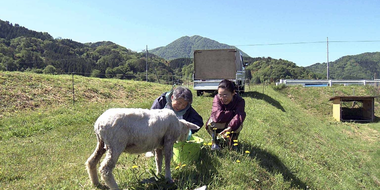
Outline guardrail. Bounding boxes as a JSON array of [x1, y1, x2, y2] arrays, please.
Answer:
[[276, 79, 380, 87]]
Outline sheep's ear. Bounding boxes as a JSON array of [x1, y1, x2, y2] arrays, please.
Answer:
[[179, 119, 200, 130]]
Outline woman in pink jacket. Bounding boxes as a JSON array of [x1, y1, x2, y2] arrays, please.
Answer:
[[206, 79, 246, 150]]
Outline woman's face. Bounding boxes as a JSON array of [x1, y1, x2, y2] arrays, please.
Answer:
[[217, 88, 234, 105], [171, 97, 189, 112]]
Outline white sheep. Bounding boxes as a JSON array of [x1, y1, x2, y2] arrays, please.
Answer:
[[85, 108, 200, 190]]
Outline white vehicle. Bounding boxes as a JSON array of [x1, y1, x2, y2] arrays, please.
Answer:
[[193, 49, 246, 96]]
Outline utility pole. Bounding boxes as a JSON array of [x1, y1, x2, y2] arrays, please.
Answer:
[[146, 45, 148, 82], [327, 37, 329, 80]]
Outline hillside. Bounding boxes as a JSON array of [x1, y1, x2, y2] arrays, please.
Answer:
[[149, 35, 250, 60], [0, 19, 177, 83], [1, 72, 379, 189], [306, 52, 380, 79]]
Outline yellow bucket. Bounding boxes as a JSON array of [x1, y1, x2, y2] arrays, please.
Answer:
[[173, 136, 203, 165]]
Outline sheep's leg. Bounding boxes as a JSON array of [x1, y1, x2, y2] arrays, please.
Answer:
[[155, 148, 163, 174], [99, 147, 123, 190], [163, 143, 174, 182], [85, 136, 106, 186]]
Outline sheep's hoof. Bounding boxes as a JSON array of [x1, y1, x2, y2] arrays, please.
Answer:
[[95, 183, 108, 190], [141, 177, 156, 184]]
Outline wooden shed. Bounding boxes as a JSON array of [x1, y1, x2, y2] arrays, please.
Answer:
[[329, 96, 375, 122]]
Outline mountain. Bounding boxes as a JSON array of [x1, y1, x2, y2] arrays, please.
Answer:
[[149, 35, 250, 60], [306, 52, 380, 79]]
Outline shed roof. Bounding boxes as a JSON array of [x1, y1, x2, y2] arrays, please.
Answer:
[[329, 96, 376, 101]]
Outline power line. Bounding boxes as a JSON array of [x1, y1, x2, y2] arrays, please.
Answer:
[[234, 40, 380, 47]]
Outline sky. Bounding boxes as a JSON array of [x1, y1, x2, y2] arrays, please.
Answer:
[[1, 0, 379, 67]]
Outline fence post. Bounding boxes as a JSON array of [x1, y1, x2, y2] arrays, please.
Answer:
[[72, 72, 75, 105], [262, 81, 265, 94]]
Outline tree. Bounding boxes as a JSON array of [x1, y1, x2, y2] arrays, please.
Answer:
[[1, 56, 16, 71], [105, 67, 115, 78], [0, 62, 5, 71]]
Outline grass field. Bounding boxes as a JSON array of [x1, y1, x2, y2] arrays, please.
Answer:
[[0, 72, 379, 189]]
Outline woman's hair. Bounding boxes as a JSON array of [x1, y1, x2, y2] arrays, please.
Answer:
[[172, 87, 193, 104], [218, 79, 235, 93]]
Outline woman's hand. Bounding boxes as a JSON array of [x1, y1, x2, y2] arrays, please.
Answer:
[[219, 127, 232, 138]]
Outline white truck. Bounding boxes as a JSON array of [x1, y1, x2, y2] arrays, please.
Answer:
[[193, 49, 246, 96]]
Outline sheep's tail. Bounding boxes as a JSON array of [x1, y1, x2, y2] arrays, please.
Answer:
[[85, 134, 106, 187]]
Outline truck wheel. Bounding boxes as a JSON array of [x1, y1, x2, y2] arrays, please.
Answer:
[[238, 87, 244, 95]]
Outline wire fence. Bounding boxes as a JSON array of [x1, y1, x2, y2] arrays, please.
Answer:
[[66, 72, 193, 105], [46, 71, 192, 84]]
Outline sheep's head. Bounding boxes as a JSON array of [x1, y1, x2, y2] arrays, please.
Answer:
[[178, 119, 200, 142]]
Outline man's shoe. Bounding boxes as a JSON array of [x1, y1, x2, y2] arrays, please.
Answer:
[[211, 143, 221, 151]]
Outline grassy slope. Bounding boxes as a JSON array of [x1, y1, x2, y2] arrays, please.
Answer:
[[0, 72, 379, 189]]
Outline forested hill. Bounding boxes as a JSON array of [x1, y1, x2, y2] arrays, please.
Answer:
[[149, 35, 249, 60], [245, 57, 323, 83], [306, 52, 380, 79], [0, 19, 178, 82]]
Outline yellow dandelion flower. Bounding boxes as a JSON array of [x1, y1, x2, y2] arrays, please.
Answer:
[[213, 128, 217, 131], [208, 142, 212, 146], [175, 166, 180, 170], [233, 140, 238, 142], [245, 150, 250, 154], [181, 164, 186, 167], [233, 143, 238, 146], [132, 165, 138, 169], [226, 135, 230, 138], [236, 160, 241, 163], [203, 143, 207, 146], [226, 132, 230, 135]]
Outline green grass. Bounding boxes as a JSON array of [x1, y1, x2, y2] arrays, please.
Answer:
[[0, 72, 379, 189]]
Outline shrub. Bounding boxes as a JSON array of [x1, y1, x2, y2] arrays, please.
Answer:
[[272, 84, 286, 90], [90, 69, 101, 77], [43, 65, 56, 74]]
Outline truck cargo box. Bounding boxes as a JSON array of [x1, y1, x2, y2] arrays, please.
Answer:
[[193, 49, 245, 96], [194, 49, 243, 80]]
